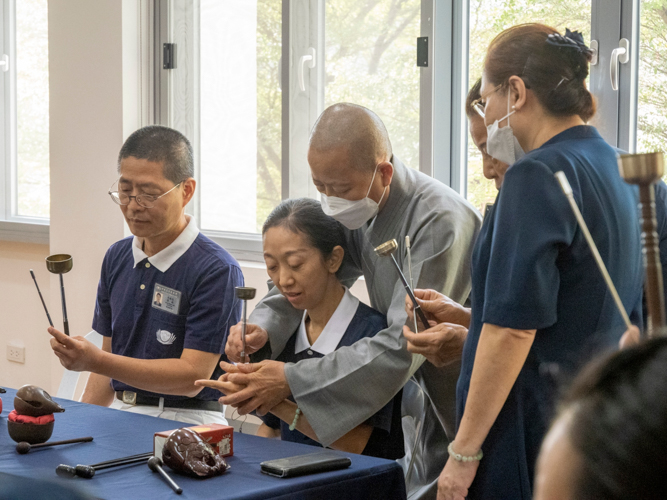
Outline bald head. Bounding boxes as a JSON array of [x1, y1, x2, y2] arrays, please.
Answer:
[[309, 103, 392, 171]]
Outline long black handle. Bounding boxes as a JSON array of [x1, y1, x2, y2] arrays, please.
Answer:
[[30, 269, 53, 327], [56, 453, 153, 478], [94, 455, 152, 471], [59, 273, 70, 336], [73, 456, 150, 478], [33, 436, 93, 449], [92, 452, 153, 468], [390, 255, 430, 330], [18, 436, 93, 453], [151, 459, 183, 494]]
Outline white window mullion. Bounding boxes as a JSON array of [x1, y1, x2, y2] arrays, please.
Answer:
[[1, 0, 12, 222], [287, 0, 323, 201]]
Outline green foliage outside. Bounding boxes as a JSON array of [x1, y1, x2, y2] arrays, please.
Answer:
[[256, 0, 283, 232], [637, 0, 667, 155], [14, 1, 666, 224], [466, 0, 591, 211], [323, 0, 421, 170], [466, 0, 667, 212], [254, 0, 420, 232]]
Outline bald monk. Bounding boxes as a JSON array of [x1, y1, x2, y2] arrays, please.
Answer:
[[202, 103, 482, 498]]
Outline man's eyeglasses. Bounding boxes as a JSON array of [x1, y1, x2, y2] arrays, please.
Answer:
[[108, 179, 182, 209], [470, 83, 503, 119]]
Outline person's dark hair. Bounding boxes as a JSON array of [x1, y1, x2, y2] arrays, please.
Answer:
[[484, 24, 596, 122], [465, 78, 482, 118], [561, 335, 667, 499], [263, 198, 346, 262], [118, 125, 194, 184]]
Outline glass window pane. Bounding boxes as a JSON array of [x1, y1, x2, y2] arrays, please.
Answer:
[[637, 1, 667, 159], [324, 0, 421, 170], [199, 0, 281, 233], [16, 0, 49, 218], [466, 1, 591, 212]]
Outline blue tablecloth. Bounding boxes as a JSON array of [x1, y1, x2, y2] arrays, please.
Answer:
[[0, 388, 406, 499]]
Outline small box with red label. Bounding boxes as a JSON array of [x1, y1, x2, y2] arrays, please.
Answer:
[[154, 424, 233, 458]]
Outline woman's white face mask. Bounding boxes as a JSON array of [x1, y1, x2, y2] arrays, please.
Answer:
[[486, 90, 525, 165], [320, 164, 388, 230]]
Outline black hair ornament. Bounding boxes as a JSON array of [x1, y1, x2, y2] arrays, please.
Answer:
[[546, 28, 595, 59]]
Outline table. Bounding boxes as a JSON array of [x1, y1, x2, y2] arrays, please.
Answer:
[[0, 388, 406, 499]]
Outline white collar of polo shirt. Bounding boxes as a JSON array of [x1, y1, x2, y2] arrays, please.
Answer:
[[131, 214, 200, 273], [295, 287, 360, 355]]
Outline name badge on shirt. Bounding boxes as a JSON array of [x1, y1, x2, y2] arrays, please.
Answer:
[[152, 283, 181, 315]]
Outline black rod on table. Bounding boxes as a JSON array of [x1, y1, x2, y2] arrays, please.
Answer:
[[56, 453, 154, 479], [148, 456, 183, 494], [91, 452, 154, 468], [16, 436, 93, 454]]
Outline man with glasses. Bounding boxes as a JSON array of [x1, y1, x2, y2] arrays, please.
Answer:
[[48, 125, 243, 425]]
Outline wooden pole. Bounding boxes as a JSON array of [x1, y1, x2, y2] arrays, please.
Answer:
[[618, 152, 666, 335]]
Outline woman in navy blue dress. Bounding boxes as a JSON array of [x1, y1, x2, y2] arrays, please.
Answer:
[[253, 198, 403, 459], [434, 25, 644, 499]]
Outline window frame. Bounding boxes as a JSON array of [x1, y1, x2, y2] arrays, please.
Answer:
[[589, 0, 640, 152], [157, 0, 445, 262], [0, 0, 49, 244], [156, 0, 647, 262]]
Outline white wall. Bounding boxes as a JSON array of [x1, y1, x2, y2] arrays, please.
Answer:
[[0, 241, 52, 391], [46, 0, 127, 392]]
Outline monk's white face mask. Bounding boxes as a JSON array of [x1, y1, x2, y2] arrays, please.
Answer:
[[486, 91, 525, 166], [320, 164, 387, 230]]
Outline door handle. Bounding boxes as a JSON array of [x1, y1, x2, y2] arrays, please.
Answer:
[[0, 54, 8, 72], [298, 48, 316, 92], [589, 40, 598, 66], [610, 38, 629, 91]]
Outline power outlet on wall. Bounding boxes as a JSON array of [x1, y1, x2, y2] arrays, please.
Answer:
[[7, 344, 25, 364]]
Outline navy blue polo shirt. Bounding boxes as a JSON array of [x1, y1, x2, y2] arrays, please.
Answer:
[[92, 221, 243, 402], [260, 296, 403, 459], [457, 126, 643, 499]]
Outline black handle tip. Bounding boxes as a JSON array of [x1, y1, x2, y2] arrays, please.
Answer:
[[16, 442, 31, 454], [56, 464, 76, 478], [75, 465, 96, 479]]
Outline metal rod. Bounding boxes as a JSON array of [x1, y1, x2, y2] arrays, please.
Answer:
[[235, 287, 256, 363], [555, 172, 632, 329], [92, 456, 150, 471], [30, 269, 53, 327], [148, 456, 183, 494], [91, 452, 154, 468], [390, 255, 430, 330], [16, 436, 93, 454], [241, 300, 248, 362], [57, 454, 153, 479], [405, 236, 419, 334], [59, 274, 70, 336]]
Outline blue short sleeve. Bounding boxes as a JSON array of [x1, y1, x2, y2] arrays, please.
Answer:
[[481, 159, 575, 330], [183, 265, 244, 354]]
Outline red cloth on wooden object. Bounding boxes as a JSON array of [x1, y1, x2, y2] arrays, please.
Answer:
[[8, 410, 54, 424]]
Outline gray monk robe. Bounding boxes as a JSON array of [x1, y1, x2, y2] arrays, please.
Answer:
[[250, 157, 482, 498]]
